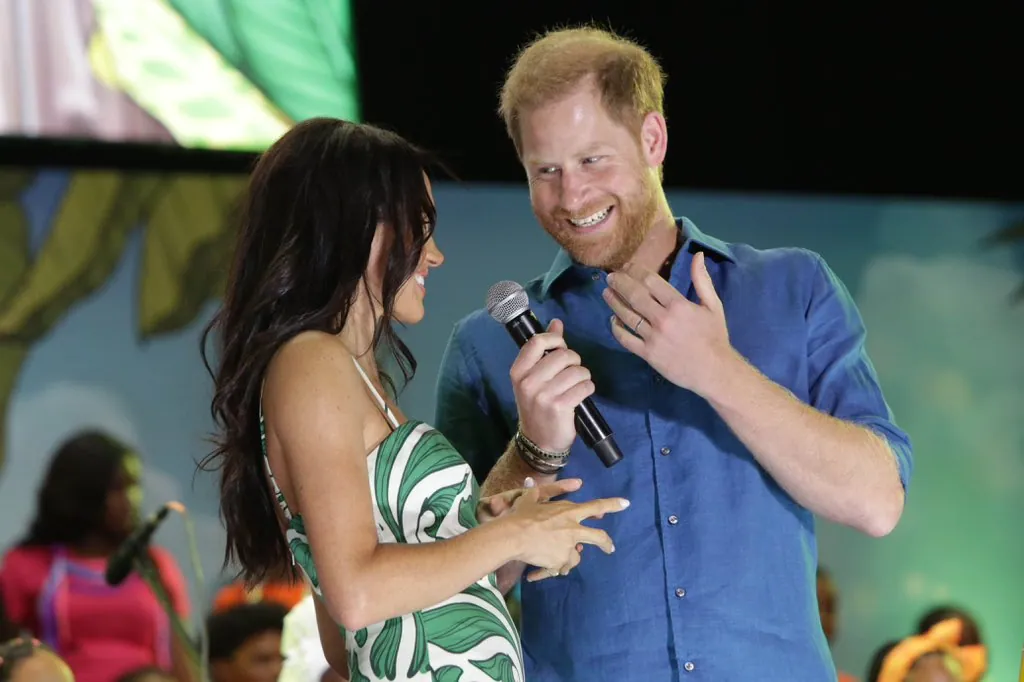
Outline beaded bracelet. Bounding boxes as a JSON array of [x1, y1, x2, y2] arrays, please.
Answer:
[[514, 427, 570, 475]]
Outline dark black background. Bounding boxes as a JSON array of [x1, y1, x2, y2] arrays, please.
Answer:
[[5, 3, 1021, 201], [354, 3, 1023, 200]]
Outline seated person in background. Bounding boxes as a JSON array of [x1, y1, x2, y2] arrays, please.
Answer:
[[278, 595, 347, 682], [0, 431, 191, 682], [208, 602, 287, 682], [917, 606, 983, 647], [114, 666, 176, 682], [0, 637, 74, 682], [866, 618, 986, 682], [817, 566, 858, 682]]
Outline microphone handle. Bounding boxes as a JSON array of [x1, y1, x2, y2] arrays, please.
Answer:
[[505, 312, 623, 468]]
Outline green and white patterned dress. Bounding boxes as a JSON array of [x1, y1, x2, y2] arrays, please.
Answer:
[[260, 358, 524, 682]]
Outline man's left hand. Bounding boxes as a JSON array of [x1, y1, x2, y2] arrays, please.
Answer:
[[603, 252, 733, 395]]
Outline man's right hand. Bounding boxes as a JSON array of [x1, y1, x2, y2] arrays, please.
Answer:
[[509, 319, 595, 453]]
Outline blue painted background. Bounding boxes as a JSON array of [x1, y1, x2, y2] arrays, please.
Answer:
[[2, 173, 1021, 679]]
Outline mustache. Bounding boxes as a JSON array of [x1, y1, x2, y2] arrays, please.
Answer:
[[555, 203, 614, 221]]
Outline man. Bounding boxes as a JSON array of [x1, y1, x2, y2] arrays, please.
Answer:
[[435, 26, 913, 681], [207, 602, 287, 682]]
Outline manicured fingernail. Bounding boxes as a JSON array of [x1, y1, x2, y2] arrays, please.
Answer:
[[620, 499, 630, 508], [524, 477, 535, 488]]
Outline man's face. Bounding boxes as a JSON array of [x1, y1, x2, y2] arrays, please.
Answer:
[[212, 630, 284, 682], [518, 81, 664, 271]]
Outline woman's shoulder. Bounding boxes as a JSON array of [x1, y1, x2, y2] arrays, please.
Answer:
[[2, 544, 55, 567], [266, 332, 362, 390], [264, 332, 375, 420], [0, 545, 54, 584]]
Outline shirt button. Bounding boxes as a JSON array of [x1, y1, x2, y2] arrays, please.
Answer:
[[660, 447, 671, 456], [667, 515, 678, 525], [675, 587, 686, 598], [684, 661, 695, 672], [592, 271, 601, 280], [654, 375, 664, 383]]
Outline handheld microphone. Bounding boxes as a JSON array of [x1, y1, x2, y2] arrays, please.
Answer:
[[486, 280, 623, 468], [105, 502, 179, 586]]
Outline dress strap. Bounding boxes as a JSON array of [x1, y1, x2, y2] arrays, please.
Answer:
[[351, 357, 400, 429]]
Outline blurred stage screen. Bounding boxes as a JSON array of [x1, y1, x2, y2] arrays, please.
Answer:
[[0, 0, 361, 151]]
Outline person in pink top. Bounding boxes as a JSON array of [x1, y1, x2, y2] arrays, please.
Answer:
[[0, 431, 192, 682]]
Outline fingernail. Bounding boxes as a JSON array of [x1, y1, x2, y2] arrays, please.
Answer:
[[524, 477, 535, 488], [620, 499, 630, 508], [610, 545, 616, 553]]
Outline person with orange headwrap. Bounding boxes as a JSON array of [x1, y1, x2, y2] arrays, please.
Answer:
[[872, 618, 987, 682], [211, 580, 307, 614]]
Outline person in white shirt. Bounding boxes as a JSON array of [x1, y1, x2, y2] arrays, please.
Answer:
[[278, 596, 347, 682]]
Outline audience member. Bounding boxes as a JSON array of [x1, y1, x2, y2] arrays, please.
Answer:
[[867, 618, 986, 682], [0, 431, 191, 682], [208, 602, 287, 682], [917, 606, 983, 647], [0, 637, 74, 682], [278, 595, 347, 682], [818, 567, 858, 681]]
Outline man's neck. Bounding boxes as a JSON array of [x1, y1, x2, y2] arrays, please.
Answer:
[[629, 206, 680, 275]]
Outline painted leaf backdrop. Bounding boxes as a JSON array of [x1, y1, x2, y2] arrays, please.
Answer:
[[0, 172, 163, 342], [0, 170, 35, 472], [985, 220, 1024, 301], [91, 0, 289, 150], [138, 175, 244, 337], [169, 0, 361, 123]]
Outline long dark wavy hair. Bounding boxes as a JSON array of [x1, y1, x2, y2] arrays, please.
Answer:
[[200, 118, 438, 584], [20, 431, 132, 547]]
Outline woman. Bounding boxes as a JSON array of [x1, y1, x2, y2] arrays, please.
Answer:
[[201, 118, 627, 682], [0, 432, 191, 682]]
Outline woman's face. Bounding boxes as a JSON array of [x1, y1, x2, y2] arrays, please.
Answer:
[[366, 175, 445, 326], [104, 454, 142, 540]]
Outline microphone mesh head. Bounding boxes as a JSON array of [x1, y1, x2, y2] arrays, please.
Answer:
[[486, 280, 529, 324]]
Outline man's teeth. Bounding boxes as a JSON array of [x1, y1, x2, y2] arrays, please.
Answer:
[[414, 274, 425, 287], [570, 207, 611, 227]]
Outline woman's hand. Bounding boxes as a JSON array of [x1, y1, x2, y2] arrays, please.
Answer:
[[476, 477, 583, 524]]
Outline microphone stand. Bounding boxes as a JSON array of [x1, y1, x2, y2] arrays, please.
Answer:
[[134, 551, 208, 682]]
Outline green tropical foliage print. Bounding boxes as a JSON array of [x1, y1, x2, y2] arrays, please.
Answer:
[[260, 410, 523, 681]]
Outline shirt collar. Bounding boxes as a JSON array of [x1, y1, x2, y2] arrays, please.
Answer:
[[540, 216, 734, 297]]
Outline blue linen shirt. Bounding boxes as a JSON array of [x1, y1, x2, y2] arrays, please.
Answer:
[[434, 218, 913, 682]]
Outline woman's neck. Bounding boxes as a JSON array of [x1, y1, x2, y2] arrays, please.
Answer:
[[338, 293, 381, 372], [70, 534, 119, 558]]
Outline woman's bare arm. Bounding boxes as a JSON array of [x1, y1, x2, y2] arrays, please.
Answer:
[[264, 335, 623, 631]]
